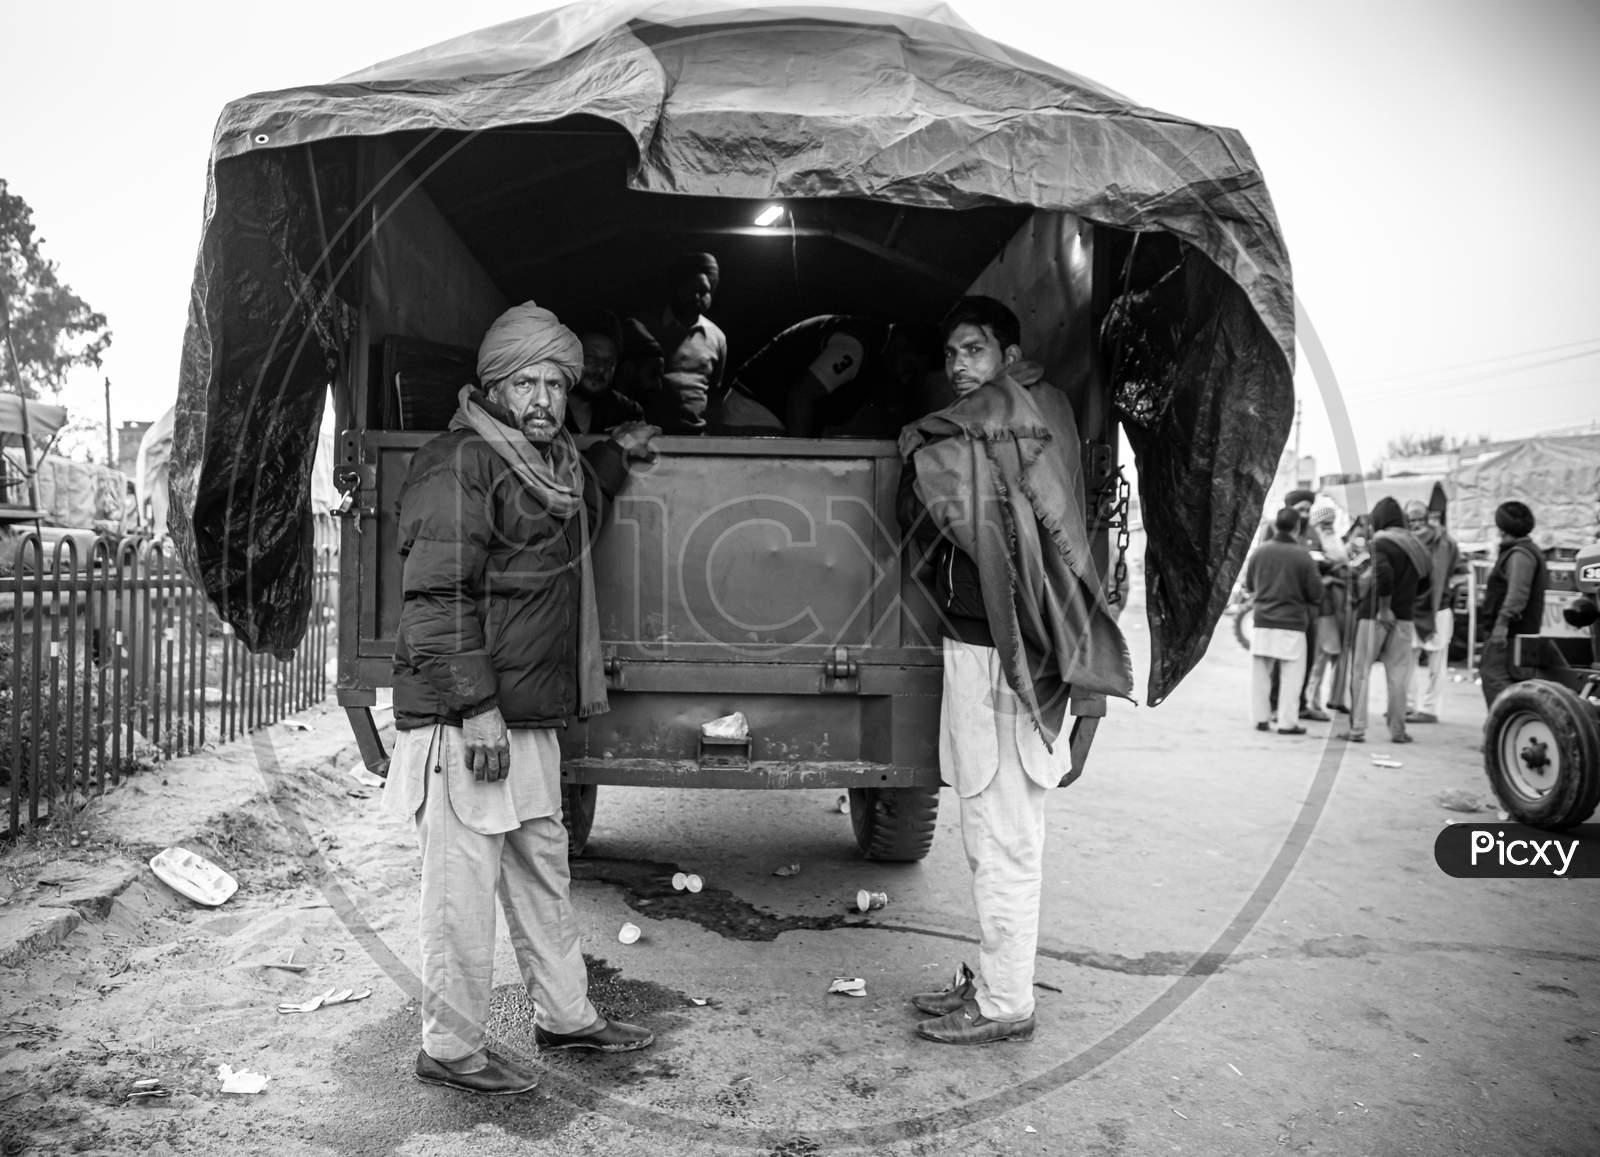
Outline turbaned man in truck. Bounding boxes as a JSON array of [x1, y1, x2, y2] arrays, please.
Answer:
[[384, 302, 659, 1095], [897, 296, 1134, 1045]]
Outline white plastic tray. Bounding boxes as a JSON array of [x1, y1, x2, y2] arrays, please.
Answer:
[[149, 846, 238, 907]]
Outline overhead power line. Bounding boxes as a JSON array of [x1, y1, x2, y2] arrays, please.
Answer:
[[1340, 335, 1600, 392]]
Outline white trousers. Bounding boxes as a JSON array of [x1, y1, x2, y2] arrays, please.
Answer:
[[942, 639, 1057, 1022], [411, 736, 597, 1061], [1408, 608, 1452, 716]]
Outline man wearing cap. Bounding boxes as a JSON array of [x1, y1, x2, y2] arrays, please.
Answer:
[[1337, 496, 1431, 744], [1479, 500, 1548, 709], [565, 308, 645, 436], [385, 302, 660, 1095], [1404, 499, 1464, 723], [636, 252, 727, 435]]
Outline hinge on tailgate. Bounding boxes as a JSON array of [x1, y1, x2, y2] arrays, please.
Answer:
[[821, 645, 860, 693], [603, 653, 625, 689]]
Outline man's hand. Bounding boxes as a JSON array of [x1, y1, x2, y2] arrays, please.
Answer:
[[611, 420, 661, 462], [462, 706, 510, 782], [1376, 606, 1397, 629]]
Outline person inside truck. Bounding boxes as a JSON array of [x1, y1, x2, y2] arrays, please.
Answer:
[[633, 251, 726, 435], [897, 295, 1132, 1046], [718, 315, 941, 437], [613, 317, 665, 408], [383, 301, 660, 1096], [565, 308, 645, 436]]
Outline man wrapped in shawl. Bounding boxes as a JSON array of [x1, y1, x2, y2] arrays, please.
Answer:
[[384, 302, 659, 1094], [896, 296, 1133, 1048]]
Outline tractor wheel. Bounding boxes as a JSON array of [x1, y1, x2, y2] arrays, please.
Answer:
[[849, 786, 940, 861], [1484, 681, 1600, 829], [561, 783, 598, 856]]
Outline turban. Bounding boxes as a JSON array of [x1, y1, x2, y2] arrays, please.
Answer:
[[1285, 488, 1316, 507], [1495, 500, 1535, 538], [476, 302, 583, 388], [1404, 499, 1429, 520], [1308, 499, 1339, 527], [669, 251, 720, 293]]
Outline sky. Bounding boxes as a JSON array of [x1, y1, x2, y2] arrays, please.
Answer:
[[3, 0, 1598, 476]]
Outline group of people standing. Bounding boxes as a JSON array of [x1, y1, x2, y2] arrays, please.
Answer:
[[1243, 489, 1549, 742]]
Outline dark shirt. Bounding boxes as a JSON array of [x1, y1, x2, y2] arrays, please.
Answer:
[[1243, 537, 1323, 632], [564, 388, 643, 435], [1361, 535, 1422, 621]]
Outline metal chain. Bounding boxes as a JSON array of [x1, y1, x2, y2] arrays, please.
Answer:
[[1106, 466, 1132, 607]]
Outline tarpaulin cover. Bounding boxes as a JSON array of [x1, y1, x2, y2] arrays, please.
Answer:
[[1448, 435, 1600, 551], [170, 0, 1294, 701]]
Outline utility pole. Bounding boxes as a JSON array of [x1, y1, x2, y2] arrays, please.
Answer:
[[1293, 399, 1304, 486], [105, 376, 114, 466]]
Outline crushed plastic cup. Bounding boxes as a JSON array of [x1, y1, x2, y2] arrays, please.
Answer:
[[671, 872, 688, 891], [828, 977, 867, 997], [217, 1064, 268, 1094], [685, 874, 703, 893], [618, 922, 642, 945], [836, 795, 849, 814], [855, 889, 888, 912], [773, 863, 801, 877]]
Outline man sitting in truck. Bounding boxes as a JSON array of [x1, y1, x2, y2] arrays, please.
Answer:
[[897, 295, 1132, 1046], [720, 315, 940, 437], [634, 251, 727, 435], [565, 308, 645, 436], [384, 301, 660, 1095]]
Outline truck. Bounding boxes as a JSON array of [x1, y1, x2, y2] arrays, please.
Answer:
[[165, 0, 1296, 860]]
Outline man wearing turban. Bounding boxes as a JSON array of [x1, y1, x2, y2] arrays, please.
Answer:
[[1479, 500, 1548, 709], [384, 302, 660, 1095], [633, 251, 727, 434]]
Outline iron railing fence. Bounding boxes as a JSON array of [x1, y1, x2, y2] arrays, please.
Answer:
[[2, 518, 338, 838]]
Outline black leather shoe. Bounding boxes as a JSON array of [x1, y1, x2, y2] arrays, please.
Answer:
[[911, 963, 975, 1016], [535, 1016, 654, 1053], [414, 1049, 539, 1095], [916, 1000, 1035, 1045]]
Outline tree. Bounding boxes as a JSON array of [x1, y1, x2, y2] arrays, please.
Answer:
[[1383, 430, 1487, 460], [0, 178, 112, 400]]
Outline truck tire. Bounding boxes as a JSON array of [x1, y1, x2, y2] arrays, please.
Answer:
[[1485, 681, 1600, 829], [848, 786, 939, 861], [561, 783, 598, 857]]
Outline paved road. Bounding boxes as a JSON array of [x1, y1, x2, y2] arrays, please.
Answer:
[[2, 621, 1596, 1156]]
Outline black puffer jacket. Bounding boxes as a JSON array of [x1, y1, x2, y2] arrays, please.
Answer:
[[392, 429, 629, 731]]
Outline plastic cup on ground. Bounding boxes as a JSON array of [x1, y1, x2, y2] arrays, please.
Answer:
[[618, 923, 642, 945], [856, 889, 888, 912], [685, 874, 703, 893], [671, 872, 688, 891]]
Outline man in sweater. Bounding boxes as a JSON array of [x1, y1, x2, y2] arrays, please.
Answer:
[[1404, 500, 1464, 723], [1478, 500, 1549, 709], [1243, 506, 1324, 734], [1337, 496, 1431, 744]]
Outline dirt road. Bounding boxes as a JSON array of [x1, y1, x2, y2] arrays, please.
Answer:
[[2, 623, 1596, 1156]]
